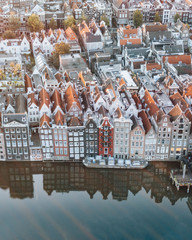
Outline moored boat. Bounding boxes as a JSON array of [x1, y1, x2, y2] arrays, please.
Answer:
[[83, 156, 148, 169]]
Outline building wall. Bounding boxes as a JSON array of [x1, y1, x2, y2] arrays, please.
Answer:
[[68, 127, 85, 160], [130, 126, 145, 159], [170, 115, 190, 159], [39, 124, 54, 160], [53, 126, 69, 160], [85, 119, 98, 157], [156, 115, 172, 160], [113, 118, 132, 159], [99, 118, 113, 157]]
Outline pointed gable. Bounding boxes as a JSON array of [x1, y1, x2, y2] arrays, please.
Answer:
[[168, 104, 182, 122], [54, 111, 64, 125], [65, 27, 78, 41], [28, 93, 38, 107], [68, 116, 82, 126], [40, 114, 51, 127]]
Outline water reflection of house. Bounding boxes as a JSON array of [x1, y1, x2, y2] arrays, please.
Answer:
[[7, 162, 33, 199], [0, 161, 190, 205]]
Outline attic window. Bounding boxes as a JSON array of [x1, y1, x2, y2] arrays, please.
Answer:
[[22, 117, 26, 122], [4, 117, 8, 122]]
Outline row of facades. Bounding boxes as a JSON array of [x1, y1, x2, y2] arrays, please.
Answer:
[[0, 71, 192, 162]]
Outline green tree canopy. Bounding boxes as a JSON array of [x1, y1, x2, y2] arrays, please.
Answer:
[[52, 42, 70, 68], [63, 16, 76, 29], [27, 14, 44, 32], [2, 30, 16, 39], [49, 18, 57, 30], [154, 12, 161, 23], [174, 13, 181, 23], [8, 15, 21, 31], [133, 10, 143, 28], [100, 14, 109, 26]]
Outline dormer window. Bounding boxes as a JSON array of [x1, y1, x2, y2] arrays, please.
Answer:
[[22, 117, 26, 122]]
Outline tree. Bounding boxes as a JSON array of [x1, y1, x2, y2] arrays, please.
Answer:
[[78, 14, 88, 24], [63, 16, 76, 29], [8, 15, 21, 31], [174, 13, 180, 23], [154, 12, 161, 23], [52, 42, 70, 68], [100, 14, 110, 27], [27, 14, 44, 32], [2, 30, 16, 39], [133, 10, 143, 28], [49, 18, 57, 30]]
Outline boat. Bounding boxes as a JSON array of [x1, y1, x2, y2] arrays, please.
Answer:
[[83, 156, 148, 169]]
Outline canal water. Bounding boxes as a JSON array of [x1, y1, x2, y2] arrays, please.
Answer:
[[0, 161, 192, 240]]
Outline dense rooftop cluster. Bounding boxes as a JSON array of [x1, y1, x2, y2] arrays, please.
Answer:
[[1, 0, 192, 161]]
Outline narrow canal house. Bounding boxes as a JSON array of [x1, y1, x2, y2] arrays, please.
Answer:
[[130, 115, 145, 160], [113, 112, 132, 159], [39, 114, 54, 160], [2, 95, 30, 160], [138, 110, 157, 161], [152, 111, 172, 160], [99, 117, 114, 158], [85, 118, 98, 157], [67, 117, 85, 160], [168, 104, 191, 159], [51, 89, 69, 160], [52, 112, 69, 160]]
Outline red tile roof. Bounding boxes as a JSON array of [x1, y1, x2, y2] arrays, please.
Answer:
[[65, 27, 78, 41], [170, 92, 188, 112], [168, 104, 182, 121], [185, 85, 192, 97], [123, 28, 138, 37], [143, 90, 159, 116], [39, 88, 50, 110], [138, 110, 152, 134], [24, 74, 33, 91], [120, 38, 141, 45], [162, 55, 191, 64], [51, 89, 63, 113], [146, 24, 168, 32], [64, 85, 81, 112], [133, 61, 145, 70], [146, 63, 162, 71], [132, 93, 142, 108]]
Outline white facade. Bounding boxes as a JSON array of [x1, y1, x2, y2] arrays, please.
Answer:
[[113, 117, 132, 159]]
